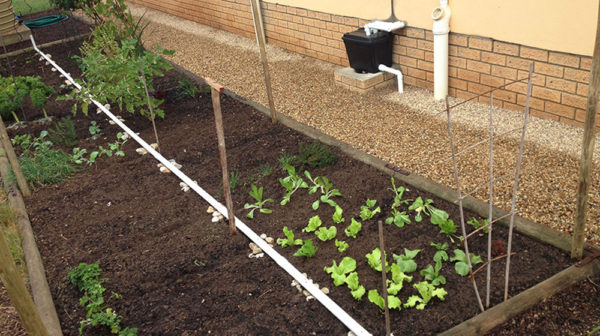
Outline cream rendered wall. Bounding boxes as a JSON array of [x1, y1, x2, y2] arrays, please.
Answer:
[[265, 0, 598, 56]]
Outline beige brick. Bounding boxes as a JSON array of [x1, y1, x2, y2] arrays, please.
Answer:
[[449, 77, 468, 90], [425, 51, 434, 62], [331, 15, 345, 24], [449, 56, 466, 68], [393, 45, 407, 55], [407, 67, 427, 80], [530, 109, 559, 121], [406, 47, 425, 59], [449, 34, 468, 47], [562, 92, 587, 109], [448, 87, 457, 96], [467, 60, 491, 74], [493, 41, 519, 56], [296, 8, 308, 16], [546, 77, 577, 93], [564, 68, 590, 83], [417, 59, 433, 72], [469, 37, 492, 51], [559, 117, 584, 128], [520, 46, 548, 61], [342, 17, 359, 27], [394, 55, 417, 68], [548, 52, 580, 68], [481, 52, 506, 66], [480, 74, 505, 87], [534, 62, 564, 78], [417, 40, 434, 51], [426, 72, 434, 82], [315, 12, 331, 21], [494, 89, 517, 103], [468, 82, 490, 94], [398, 36, 417, 48], [491, 65, 517, 80], [507, 56, 533, 70], [405, 27, 425, 39], [502, 102, 521, 111], [403, 76, 417, 86], [545, 101, 575, 118], [456, 89, 476, 100], [457, 68, 480, 82], [517, 94, 545, 110], [577, 83, 589, 96], [458, 47, 481, 60], [575, 109, 586, 122], [517, 70, 546, 86], [425, 30, 434, 41], [532, 86, 561, 103], [581, 57, 592, 70], [449, 66, 458, 78]]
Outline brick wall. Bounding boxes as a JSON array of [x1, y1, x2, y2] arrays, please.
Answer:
[[131, 0, 598, 128]]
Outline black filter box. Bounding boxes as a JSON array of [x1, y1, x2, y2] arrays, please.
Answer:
[[342, 28, 393, 74]]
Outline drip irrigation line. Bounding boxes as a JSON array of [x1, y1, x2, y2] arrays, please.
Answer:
[[29, 35, 372, 336]]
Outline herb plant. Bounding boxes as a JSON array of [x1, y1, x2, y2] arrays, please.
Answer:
[[359, 199, 381, 221], [344, 218, 362, 238], [0, 75, 55, 121], [279, 164, 308, 205], [89, 121, 102, 140], [294, 239, 317, 258], [315, 226, 337, 241], [450, 249, 483, 276], [276, 227, 303, 247], [404, 281, 447, 310], [303, 215, 322, 233], [243, 185, 274, 219], [392, 248, 421, 273], [335, 239, 349, 252]]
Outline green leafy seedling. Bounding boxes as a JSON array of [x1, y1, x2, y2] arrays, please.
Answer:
[[335, 239, 349, 252], [276, 226, 303, 247], [467, 217, 490, 234], [279, 164, 308, 205], [404, 281, 447, 310], [368, 289, 402, 310], [304, 171, 342, 209], [244, 184, 274, 219], [294, 239, 317, 258], [303, 215, 322, 233], [366, 247, 390, 272], [386, 263, 413, 295], [324, 257, 356, 286], [420, 263, 446, 286], [315, 226, 337, 241], [408, 197, 434, 222], [359, 199, 381, 221], [344, 218, 362, 238], [450, 249, 483, 276], [345, 271, 365, 300], [332, 205, 345, 224], [392, 248, 421, 273]]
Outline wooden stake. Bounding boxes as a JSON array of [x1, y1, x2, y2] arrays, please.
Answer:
[[206, 78, 237, 235], [249, 0, 277, 123], [377, 220, 391, 336], [0, 118, 30, 197], [0, 215, 49, 336], [572, 1, 600, 260]]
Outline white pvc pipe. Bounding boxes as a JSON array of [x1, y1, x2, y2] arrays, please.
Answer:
[[378, 64, 403, 94], [432, 3, 451, 100], [364, 20, 405, 36], [30, 35, 372, 336]]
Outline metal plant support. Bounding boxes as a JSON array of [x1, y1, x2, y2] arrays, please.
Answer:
[[443, 63, 533, 310]]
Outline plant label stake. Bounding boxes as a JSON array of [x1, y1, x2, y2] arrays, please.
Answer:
[[250, 0, 278, 123], [0, 216, 49, 336], [377, 220, 391, 336], [206, 78, 237, 235]]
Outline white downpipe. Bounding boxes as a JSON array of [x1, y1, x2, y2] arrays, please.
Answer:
[[378, 64, 403, 94], [30, 36, 372, 336], [432, 2, 451, 100]]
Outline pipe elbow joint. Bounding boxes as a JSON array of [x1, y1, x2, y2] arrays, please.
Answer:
[[432, 6, 451, 35]]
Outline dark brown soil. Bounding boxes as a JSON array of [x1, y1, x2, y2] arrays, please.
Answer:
[[0, 25, 597, 336]]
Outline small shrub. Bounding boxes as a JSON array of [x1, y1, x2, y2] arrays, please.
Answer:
[[295, 142, 338, 169], [48, 116, 78, 147]]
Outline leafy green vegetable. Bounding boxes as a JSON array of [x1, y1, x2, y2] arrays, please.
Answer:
[[324, 257, 357, 286], [335, 239, 349, 252], [467, 217, 490, 234], [344, 218, 362, 238], [404, 281, 447, 310], [276, 227, 303, 247], [243, 184, 274, 219], [359, 199, 381, 221], [408, 197, 434, 222], [294, 239, 317, 258], [303, 215, 322, 233], [345, 272, 365, 300], [386, 263, 413, 295], [450, 249, 483, 276], [304, 171, 342, 209], [279, 164, 308, 205], [315, 226, 337, 241], [385, 209, 411, 228], [392, 248, 421, 273], [332, 205, 345, 224], [368, 289, 402, 310], [420, 263, 446, 286], [366, 247, 390, 272]]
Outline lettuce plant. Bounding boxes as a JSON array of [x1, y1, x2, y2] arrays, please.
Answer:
[[344, 218, 362, 238], [450, 249, 483, 276], [324, 257, 356, 286], [244, 185, 274, 219], [332, 205, 345, 224], [315, 226, 337, 241], [303, 215, 322, 233], [385, 178, 412, 227], [276, 227, 303, 247], [368, 289, 402, 310], [345, 272, 365, 300], [304, 171, 342, 209], [392, 248, 421, 273], [279, 164, 308, 205], [404, 281, 447, 310], [408, 197, 434, 222], [335, 239, 349, 252], [359, 199, 380, 221], [386, 264, 413, 295], [294, 239, 317, 258], [420, 263, 446, 286], [366, 247, 390, 272]]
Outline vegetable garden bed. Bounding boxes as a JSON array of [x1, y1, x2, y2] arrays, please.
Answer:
[[1, 37, 589, 335]]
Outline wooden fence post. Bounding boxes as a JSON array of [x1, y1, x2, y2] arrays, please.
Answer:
[[205, 78, 237, 235], [572, 1, 600, 259], [0, 220, 49, 336]]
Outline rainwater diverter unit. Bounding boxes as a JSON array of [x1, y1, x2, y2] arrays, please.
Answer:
[[432, 0, 451, 100]]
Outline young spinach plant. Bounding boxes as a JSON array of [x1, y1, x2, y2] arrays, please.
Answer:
[[244, 185, 274, 219]]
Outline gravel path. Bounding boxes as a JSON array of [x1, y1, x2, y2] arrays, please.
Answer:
[[129, 4, 599, 247]]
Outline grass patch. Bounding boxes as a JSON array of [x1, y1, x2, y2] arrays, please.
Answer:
[[0, 197, 25, 272], [12, 0, 53, 15], [19, 148, 77, 188]]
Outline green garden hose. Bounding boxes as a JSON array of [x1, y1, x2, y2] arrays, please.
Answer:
[[19, 14, 69, 29]]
